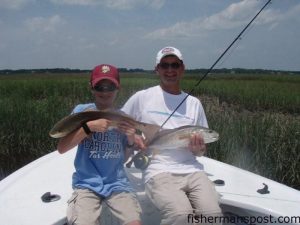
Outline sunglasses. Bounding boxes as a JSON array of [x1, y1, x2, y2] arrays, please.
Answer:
[[159, 62, 181, 70], [93, 83, 117, 92]]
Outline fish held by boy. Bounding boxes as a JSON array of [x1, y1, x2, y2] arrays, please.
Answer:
[[49, 110, 161, 141]]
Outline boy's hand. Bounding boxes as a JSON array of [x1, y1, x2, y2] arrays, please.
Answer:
[[117, 121, 146, 150], [134, 134, 146, 150], [117, 121, 136, 137], [87, 119, 111, 132]]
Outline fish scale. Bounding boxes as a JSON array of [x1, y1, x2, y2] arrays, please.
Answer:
[[147, 125, 219, 151], [49, 110, 161, 141], [50, 111, 219, 155]]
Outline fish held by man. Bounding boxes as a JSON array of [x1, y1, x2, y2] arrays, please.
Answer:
[[147, 125, 219, 150], [126, 125, 219, 169], [49, 110, 161, 140]]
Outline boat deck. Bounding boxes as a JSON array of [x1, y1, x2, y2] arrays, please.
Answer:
[[0, 149, 299, 225]]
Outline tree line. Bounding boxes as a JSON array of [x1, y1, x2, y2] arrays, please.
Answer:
[[0, 68, 299, 75]]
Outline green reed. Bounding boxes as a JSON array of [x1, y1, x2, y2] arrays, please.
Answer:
[[185, 75, 300, 113], [0, 73, 299, 190], [202, 96, 300, 189]]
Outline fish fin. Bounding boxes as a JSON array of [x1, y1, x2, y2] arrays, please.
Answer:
[[136, 123, 161, 144]]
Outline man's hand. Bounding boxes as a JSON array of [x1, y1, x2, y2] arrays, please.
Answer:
[[189, 133, 206, 156]]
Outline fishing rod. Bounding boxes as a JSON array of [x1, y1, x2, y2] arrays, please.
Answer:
[[160, 0, 272, 129], [127, 0, 272, 169]]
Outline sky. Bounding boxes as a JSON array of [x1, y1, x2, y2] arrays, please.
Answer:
[[0, 0, 299, 71]]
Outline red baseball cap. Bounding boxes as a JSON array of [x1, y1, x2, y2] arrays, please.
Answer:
[[90, 64, 120, 88]]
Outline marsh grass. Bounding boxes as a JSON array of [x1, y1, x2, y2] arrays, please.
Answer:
[[0, 73, 299, 189], [202, 96, 300, 188], [183, 75, 300, 113]]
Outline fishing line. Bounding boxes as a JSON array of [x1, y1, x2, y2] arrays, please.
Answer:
[[160, 0, 272, 129], [217, 23, 255, 69], [215, 37, 241, 69], [210, 27, 249, 69]]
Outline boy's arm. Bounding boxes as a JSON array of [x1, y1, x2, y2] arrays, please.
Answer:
[[57, 126, 89, 154], [57, 119, 111, 154]]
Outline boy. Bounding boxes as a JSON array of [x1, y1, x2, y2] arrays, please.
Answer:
[[57, 64, 142, 225]]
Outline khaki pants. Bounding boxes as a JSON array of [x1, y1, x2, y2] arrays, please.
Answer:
[[145, 172, 222, 225], [67, 188, 142, 225]]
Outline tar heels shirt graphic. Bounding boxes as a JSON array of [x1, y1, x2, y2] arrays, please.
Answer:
[[85, 130, 123, 159], [71, 104, 133, 197]]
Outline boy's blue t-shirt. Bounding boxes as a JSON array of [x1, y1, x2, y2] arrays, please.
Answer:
[[71, 103, 133, 197]]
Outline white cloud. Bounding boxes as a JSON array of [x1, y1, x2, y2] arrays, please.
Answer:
[[148, 0, 165, 10], [201, 0, 258, 30], [24, 15, 66, 33], [0, 0, 34, 9], [145, 0, 280, 40], [254, 3, 300, 31], [49, 0, 165, 10], [283, 3, 300, 22], [103, 0, 141, 10], [49, 0, 99, 6], [105, 0, 165, 10]]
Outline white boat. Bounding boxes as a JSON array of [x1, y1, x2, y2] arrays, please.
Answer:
[[0, 147, 299, 225]]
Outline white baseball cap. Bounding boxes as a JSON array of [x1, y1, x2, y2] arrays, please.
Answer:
[[156, 46, 183, 65]]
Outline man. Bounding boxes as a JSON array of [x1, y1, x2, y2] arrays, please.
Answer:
[[122, 47, 222, 225]]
